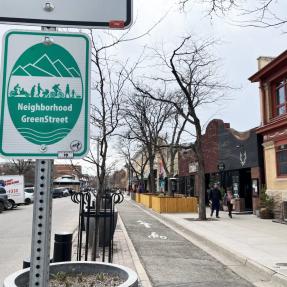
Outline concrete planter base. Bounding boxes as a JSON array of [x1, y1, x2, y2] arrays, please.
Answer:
[[4, 261, 138, 287]]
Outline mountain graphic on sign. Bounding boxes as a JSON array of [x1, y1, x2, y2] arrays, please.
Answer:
[[12, 54, 80, 78]]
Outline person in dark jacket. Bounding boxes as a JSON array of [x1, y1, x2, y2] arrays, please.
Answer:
[[209, 183, 222, 218]]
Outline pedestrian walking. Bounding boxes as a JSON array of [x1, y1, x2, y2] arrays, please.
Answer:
[[225, 188, 234, 218], [209, 183, 222, 218]]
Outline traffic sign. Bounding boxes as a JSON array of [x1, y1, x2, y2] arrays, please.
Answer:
[[0, 30, 90, 158], [0, 0, 132, 29]]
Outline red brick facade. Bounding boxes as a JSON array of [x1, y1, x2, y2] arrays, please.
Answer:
[[202, 119, 231, 174], [178, 119, 227, 176]]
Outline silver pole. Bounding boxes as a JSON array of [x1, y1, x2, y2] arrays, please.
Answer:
[[29, 26, 56, 287], [29, 159, 53, 287]]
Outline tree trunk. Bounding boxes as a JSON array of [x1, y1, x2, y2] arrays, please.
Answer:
[[92, 155, 106, 260], [167, 172, 173, 196], [91, 190, 101, 260], [195, 121, 207, 220], [197, 153, 206, 220], [148, 157, 156, 193]]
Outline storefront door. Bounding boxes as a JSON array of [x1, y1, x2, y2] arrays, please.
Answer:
[[239, 168, 253, 210]]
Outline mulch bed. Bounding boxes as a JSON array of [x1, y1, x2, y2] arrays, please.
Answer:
[[49, 272, 125, 287]]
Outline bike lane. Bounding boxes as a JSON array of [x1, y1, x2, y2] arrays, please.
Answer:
[[118, 199, 253, 287]]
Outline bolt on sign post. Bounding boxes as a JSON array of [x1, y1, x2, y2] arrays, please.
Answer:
[[0, 29, 91, 287]]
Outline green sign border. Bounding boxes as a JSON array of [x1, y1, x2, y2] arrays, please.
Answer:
[[0, 30, 90, 158]]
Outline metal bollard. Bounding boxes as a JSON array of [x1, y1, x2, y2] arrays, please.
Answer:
[[53, 232, 73, 262]]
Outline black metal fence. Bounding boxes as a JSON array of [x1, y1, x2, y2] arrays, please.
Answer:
[[71, 189, 124, 263]]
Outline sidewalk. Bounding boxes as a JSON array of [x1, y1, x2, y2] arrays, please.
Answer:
[[132, 200, 287, 287]]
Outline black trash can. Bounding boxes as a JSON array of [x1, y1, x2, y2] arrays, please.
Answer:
[[85, 209, 118, 247]]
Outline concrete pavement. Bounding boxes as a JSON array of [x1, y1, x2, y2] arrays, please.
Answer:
[[161, 210, 287, 286], [126, 196, 287, 287], [0, 197, 79, 285]]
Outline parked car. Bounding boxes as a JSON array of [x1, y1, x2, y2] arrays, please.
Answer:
[[62, 188, 70, 197], [24, 187, 34, 204], [52, 187, 70, 198], [0, 187, 9, 213]]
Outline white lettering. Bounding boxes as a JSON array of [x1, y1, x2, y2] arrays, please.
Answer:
[[21, 115, 68, 124]]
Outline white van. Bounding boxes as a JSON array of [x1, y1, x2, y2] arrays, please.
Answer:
[[0, 175, 25, 209]]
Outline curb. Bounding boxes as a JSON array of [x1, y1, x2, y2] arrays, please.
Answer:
[[118, 214, 153, 287], [130, 200, 287, 287]]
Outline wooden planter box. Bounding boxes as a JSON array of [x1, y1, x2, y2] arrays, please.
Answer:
[[151, 196, 197, 213], [135, 193, 141, 203], [140, 193, 154, 208]]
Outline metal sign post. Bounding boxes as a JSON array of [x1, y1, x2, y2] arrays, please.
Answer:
[[29, 159, 53, 287], [28, 26, 55, 287], [0, 1, 132, 286]]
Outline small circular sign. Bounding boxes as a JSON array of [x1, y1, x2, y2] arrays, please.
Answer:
[[7, 43, 83, 145], [70, 140, 82, 152]]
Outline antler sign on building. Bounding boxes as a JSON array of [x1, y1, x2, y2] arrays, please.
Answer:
[[0, 30, 90, 158]]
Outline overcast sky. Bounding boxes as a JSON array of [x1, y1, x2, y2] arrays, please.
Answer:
[[123, 0, 287, 131], [0, 0, 286, 173]]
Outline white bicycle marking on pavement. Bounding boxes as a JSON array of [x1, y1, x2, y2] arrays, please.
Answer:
[[148, 232, 168, 240], [137, 220, 152, 229]]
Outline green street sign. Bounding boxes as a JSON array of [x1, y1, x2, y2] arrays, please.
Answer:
[[0, 30, 90, 158]]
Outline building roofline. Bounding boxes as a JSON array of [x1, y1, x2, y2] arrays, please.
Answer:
[[249, 50, 287, 82]]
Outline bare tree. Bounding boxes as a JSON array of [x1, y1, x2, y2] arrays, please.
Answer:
[[9, 160, 33, 175], [118, 137, 149, 192], [81, 30, 131, 260], [180, 0, 237, 14], [131, 36, 227, 220], [180, 0, 286, 29], [122, 93, 173, 193], [157, 112, 188, 195]]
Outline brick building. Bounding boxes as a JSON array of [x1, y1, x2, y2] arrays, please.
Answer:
[[177, 119, 264, 213], [53, 164, 82, 179], [249, 52, 287, 219]]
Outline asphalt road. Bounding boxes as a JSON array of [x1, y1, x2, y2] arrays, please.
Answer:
[[118, 200, 254, 287], [0, 196, 79, 285]]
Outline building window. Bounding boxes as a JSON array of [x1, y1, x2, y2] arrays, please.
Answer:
[[276, 144, 287, 176], [274, 80, 287, 117]]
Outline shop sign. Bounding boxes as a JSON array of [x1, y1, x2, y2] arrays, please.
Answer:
[[189, 162, 198, 173]]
